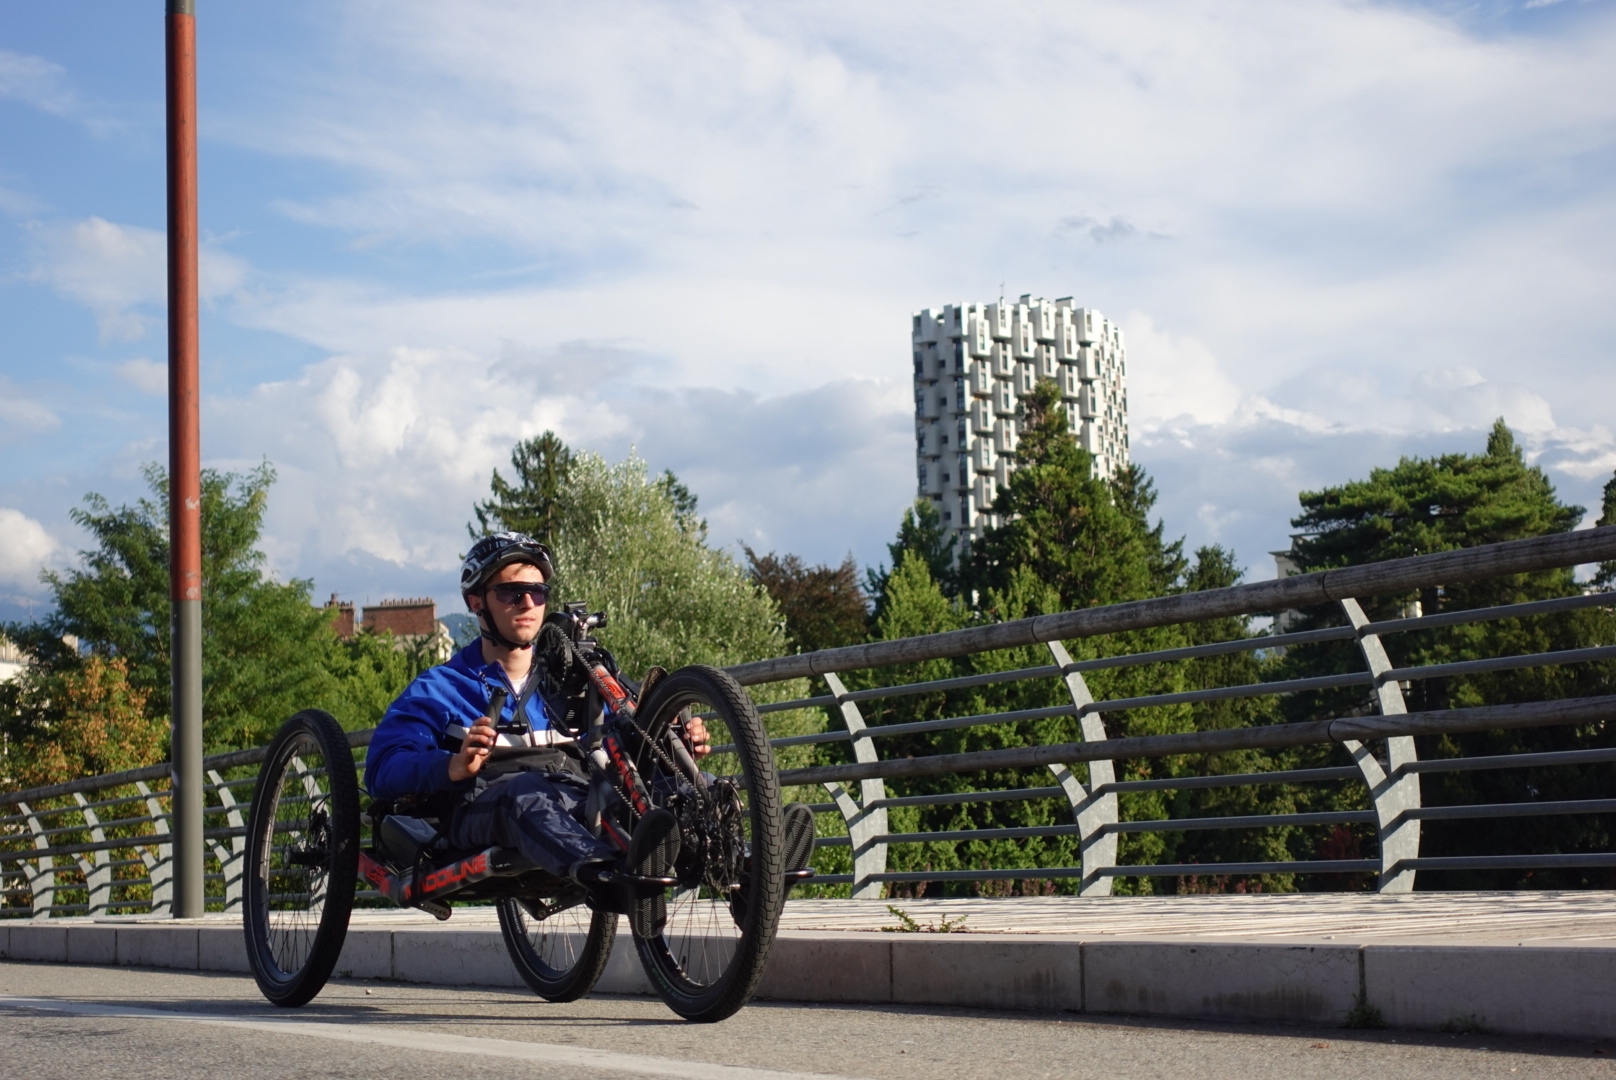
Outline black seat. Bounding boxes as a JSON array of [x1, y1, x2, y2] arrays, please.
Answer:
[[378, 814, 441, 867]]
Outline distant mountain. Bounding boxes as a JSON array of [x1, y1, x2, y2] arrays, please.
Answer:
[[439, 612, 479, 648]]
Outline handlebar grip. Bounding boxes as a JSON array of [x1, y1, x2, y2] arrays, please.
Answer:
[[485, 687, 508, 725]]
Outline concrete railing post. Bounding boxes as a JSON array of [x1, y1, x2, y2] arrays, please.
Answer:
[[822, 673, 889, 899], [1047, 641, 1119, 895], [1341, 598, 1422, 893]]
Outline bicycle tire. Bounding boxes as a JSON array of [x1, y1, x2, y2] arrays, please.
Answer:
[[242, 710, 360, 1007], [496, 896, 616, 1001], [628, 665, 784, 1023]]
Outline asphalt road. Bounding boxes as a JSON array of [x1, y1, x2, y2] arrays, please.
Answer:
[[2, 960, 1613, 1080]]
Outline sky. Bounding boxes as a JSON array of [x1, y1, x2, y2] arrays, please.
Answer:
[[2, 0, 1614, 623]]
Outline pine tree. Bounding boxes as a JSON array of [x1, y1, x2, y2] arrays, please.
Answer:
[[471, 431, 575, 544], [965, 379, 1158, 609], [1595, 469, 1616, 591], [864, 499, 958, 618], [1277, 420, 1616, 889]]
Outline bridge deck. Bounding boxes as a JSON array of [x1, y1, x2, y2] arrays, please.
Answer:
[[314, 890, 1616, 946], [775, 891, 1616, 945]]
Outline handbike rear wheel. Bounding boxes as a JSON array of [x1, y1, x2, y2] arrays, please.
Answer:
[[496, 896, 616, 1001], [243, 710, 360, 1007], [628, 665, 784, 1023]]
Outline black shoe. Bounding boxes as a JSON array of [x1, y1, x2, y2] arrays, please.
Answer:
[[574, 857, 629, 915], [625, 808, 680, 938]]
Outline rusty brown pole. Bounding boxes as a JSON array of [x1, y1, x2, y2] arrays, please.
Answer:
[[166, 0, 204, 919]]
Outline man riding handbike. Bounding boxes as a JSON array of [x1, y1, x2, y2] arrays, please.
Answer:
[[242, 531, 816, 1022]]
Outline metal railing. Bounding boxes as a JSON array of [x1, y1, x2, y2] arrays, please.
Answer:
[[0, 737, 368, 919], [3, 526, 1614, 916]]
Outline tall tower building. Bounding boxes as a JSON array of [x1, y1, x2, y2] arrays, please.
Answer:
[[912, 296, 1130, 555]]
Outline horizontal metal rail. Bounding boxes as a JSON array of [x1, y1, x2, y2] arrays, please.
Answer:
[[774, 695, 1616, 789], [749, 592, 1616, 718], [1402, 747, 1616, 774], [1095, 766, 1362, 795], [1395, 853, 1616, 872], [1404, 799, 1616, 822], [726, 527, 1616, 685]]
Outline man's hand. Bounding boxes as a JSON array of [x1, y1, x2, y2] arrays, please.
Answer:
[[685, 715, 712, 759], [448, 715, 496, 782]]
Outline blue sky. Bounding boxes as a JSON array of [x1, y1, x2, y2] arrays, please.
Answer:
[[3, 0, 1615, 622]]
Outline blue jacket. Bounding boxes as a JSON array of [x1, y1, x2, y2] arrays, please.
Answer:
[[364, 641, 555, 800]]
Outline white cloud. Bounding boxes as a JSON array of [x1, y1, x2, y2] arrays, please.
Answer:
[[0, 184, 46, 217], [28, 217, 165, 341], [1122, 313, 1242, 427], [7, 1, 1616, 598], [205, 342, 912, 595], [0, 379, 59, 441], [26, 217, 251, 343], [116, 358, 168, 395], [0, 50, 73, 115], [1135, 359, 1616, 571], [0, 507, 57, 589]]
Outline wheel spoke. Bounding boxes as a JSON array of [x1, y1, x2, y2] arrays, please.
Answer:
[[627, 666, 782, 1021], [244, 711, 358, 1008]]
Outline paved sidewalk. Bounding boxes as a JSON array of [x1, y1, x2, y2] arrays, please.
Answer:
[[6, 893, 1615, 1038]]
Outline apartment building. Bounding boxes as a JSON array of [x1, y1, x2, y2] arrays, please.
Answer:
[[912, 295, 1130, 554]]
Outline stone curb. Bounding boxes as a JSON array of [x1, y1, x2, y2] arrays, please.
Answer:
[[3, 920, 1612, 1038]]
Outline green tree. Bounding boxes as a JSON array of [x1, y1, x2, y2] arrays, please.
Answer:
[[1276, 420, 1616, 889], [471, 431, 576, 545], [523, 448, 787, 678], [2, 464, 420, 759], [745, 548, 868, 654], [865, 499, 958, 617], [1595, 468, 1616, 591], [965, 380, 1161, 608], [828, 382, 1298, 897], [1, 656, 165, 790]]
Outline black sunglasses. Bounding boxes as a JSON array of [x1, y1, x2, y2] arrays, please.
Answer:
[[488, 582, 551, 606]]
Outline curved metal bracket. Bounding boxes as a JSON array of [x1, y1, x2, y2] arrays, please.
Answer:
[[72, 793, 112, 917], [207, 769, 246, 912], [1340, 597, 1421, 893], [135, 781, 174, 916], [1047, 641, 1119, 895], [18, 802, 55, 920], [822, 672, 888, 898]]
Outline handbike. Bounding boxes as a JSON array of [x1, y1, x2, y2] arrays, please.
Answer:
[[240, 605, 803, 1022]]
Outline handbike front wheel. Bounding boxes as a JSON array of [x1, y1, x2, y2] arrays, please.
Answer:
[[629, 665, 784, 1023], [496, 896, 616, 1001], [243, 710, 360, 1007]]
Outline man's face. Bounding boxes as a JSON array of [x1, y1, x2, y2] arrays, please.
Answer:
[[469, 562, 547, 647]]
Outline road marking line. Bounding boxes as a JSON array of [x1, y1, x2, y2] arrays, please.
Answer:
[[0, 996, 862, 1080]]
